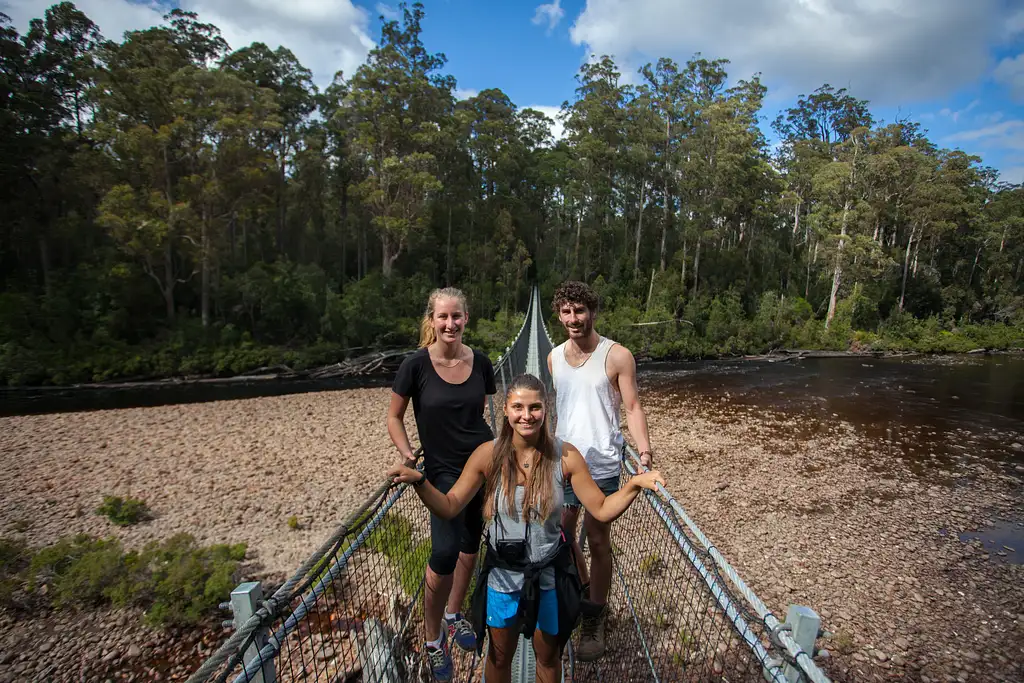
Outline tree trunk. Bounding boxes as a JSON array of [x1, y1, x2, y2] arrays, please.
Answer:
[[446, 203, 453, 285], [645, 267, 655, 314], [968, 244, 983, 287], [805, 238, 813, 300], [825, 200, 851, 329], [692, 236, 701, 299], [38, 235, 52, 298], [163, 241, 175, 322], [201, 206, 210, 327], [680, 238, 687, 292], [899, 223, 917, 312], [573, 211, 582, 277], [634, 179, 647, 272]]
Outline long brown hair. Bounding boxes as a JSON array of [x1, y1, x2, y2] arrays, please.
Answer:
[[419, 287, 468, 348], [484, 374, 560, 522]]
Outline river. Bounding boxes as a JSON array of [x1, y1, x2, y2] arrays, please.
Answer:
[[639, 353, 1024, 563]]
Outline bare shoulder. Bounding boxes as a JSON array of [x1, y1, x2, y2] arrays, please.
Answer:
[[607, 342, 636, 373], [469, 440, 496, 470], [560, 440, 584, 471]]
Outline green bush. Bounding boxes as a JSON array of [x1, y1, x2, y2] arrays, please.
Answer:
[[0, 537, 31, 606], [28, 535, 126, 607], [137, 534, 247, 627], [15, 533, 246, 627], [96, 495, 153, 526]]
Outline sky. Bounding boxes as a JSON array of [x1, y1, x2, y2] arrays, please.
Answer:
[[2, 0, 1023, 184]]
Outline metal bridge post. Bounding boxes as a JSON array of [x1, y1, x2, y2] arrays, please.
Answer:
[[783, 605, 821, 683], [230, 582, 276, 683]]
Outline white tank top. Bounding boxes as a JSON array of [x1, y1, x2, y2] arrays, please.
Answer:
[[552, 337, 624, 479]]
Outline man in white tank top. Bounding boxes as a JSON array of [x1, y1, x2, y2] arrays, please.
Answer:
[[546, 281, 654, 662]]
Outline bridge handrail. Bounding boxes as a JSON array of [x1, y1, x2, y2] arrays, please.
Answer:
[[623, 447, 830, 683]]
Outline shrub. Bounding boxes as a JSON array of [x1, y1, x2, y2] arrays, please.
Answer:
[[28, 535, 126, 607], [96, 495, 152, 526], [137, 534, 247, 627], [0, 537, 31, 606], [17, 533, 246, 627]]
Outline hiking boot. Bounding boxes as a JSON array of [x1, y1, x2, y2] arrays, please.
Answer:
[[445, 612, 477, 652], [426, 629, 453, 681], [576, 600, 607, 662]]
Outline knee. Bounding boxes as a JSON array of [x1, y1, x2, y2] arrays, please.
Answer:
[[428, 547, 459, 576], [487, 639, 511, 670], [586, 526, 612, 556], [534, 640, 560, 669]]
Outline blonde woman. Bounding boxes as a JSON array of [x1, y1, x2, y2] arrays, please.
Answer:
[[387, 287, 496, 681]]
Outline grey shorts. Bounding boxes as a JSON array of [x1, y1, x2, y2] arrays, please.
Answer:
[[563, 474, 621, 509]]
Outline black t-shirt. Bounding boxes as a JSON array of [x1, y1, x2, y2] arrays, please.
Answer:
[[393, 348, 497, 479]]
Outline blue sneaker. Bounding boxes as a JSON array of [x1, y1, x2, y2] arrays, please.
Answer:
[[446, 612, 477, 652], [426, 629, 453, 681]]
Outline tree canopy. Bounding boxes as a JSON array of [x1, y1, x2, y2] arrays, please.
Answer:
[[1, 2, 1021, 386]]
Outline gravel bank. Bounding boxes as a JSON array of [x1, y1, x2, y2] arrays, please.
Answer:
[[636, 389, 1024, 683], [1, 386, 1022, 682]]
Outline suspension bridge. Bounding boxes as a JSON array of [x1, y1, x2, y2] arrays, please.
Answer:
[[185, 286, 831, 683]]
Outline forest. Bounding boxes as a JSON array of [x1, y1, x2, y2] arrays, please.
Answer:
[[1, 2, 1022, 386]]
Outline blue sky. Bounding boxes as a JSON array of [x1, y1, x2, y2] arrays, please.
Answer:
[[3, 0, 1023, 183]]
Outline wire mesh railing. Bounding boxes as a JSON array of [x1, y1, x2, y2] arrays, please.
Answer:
[[189, 284, 831, 683]]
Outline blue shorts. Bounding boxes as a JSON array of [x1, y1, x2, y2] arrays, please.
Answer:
[[563, 475, 620, 509], [486, 586, 558, 635]]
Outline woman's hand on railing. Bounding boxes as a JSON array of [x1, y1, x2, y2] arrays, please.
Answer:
[[387, 463, 424, 486], [629, 470, 665, 492]]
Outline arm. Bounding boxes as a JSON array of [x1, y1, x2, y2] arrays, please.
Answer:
[[612, 344, 654, 467], [561, 443, 664, 523], [388, 442, 492, 520], [387, 392, 417, 468]]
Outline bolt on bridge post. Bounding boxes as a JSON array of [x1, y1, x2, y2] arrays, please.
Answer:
[[230, 582, 276, 683]]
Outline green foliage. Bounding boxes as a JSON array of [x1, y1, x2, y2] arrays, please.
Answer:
[[96, 495, 152, 526], [28, 535, 127, 607], [0, 537, 31, 606], [366, 513, 431, 597], [287, 515, 299, 530], [137, 533, 247, 627], [0, 3, 1021, 386], [15, 533, 245, 626]]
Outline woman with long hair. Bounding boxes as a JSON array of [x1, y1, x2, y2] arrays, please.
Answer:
[[388, 374, 665, 683], [387, 287, 496, 682]]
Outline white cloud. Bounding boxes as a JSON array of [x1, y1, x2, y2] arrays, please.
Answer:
[[1000, 165, 1024, 185], [939, 99, 980, 124], [2, 0, 375, 88], [524, 105, 566, 142], [532, 0, 565, 34], [568, 0, 1006, 104], [994, 53, 1024, 102], [375, 3, 400, 21], [945, 120, 1024, 154], [455, 87, 479, 101]]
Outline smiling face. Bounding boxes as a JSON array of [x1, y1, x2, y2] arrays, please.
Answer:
[[431, 296, 467, 344], [504, 387, 546, 440], [558, 301, 594, 340]]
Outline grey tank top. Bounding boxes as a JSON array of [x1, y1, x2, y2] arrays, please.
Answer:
[[486, 443, 565, 593]]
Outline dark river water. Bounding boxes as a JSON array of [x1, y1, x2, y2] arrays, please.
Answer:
[[639, 354, 1024, 563], [639, 354, 1024, 467]]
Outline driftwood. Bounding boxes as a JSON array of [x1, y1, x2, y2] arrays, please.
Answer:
[[306, 350, 413, 380]]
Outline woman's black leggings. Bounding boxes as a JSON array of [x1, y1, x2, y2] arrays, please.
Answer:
[[428, 472, 484, 574]]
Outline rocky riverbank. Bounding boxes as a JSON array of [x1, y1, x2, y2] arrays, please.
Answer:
[[636, 386, 1024, 683], [1, 385, 1022, 682]]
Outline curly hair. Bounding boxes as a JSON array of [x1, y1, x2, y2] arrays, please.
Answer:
[[551, 281, 599, 314]]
